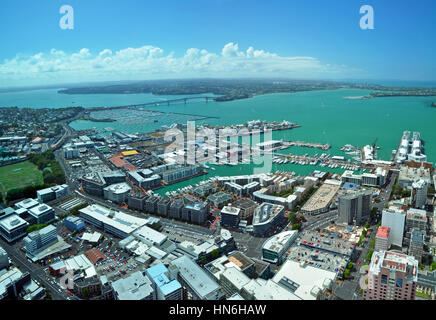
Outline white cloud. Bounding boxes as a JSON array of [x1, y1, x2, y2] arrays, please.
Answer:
[[0, 42, 355, 86]]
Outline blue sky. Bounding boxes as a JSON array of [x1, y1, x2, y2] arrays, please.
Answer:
[[0, 0, 435, 86]]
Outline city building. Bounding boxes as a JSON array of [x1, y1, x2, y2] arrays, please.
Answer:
[[375, 226, 391, 252], [398, 164, 432, 188], [128, 169, 161, 189], [133, 225, 167, 247], [232, 198, 258, 223], [409, 229, 425, 262], [169, 198, 184, 220], [252, 188, 297, 211], [64, 216, 85, 232], [28, 204, 55, 225], [272, 260, 336, 300], [127, 193, 148, 211], [79, 204, 147, 238], [146, 263, 182, 300], [74, 275, 114, 300], [160, 165, 203, 184], [300, 180, 341, 215], [0, 214, 29, 243], [207, 191, 234, 209], [364, 250, 418, 300], [416, 270, 436, 299], [0, 267, 45, 300], [182, 201, 209, 225], [15, 198, 39, 211], [145, 195, 159, 214], [24, 225, 58, 258], [204, 251, 258, 282], [169, 255, 222, 300], [219, 266, 251, 298], [36, 184, 70, 203], [252, 203, 285, 236], [381, 208, 406, 247], [241, 278, 300, 300], [111, 271, 154, 300], [220, 206, 241, 228], [262, 230, 298, 264], [80, 170, 126, 197], [406, 208, 428, 232], [411, 179, 428, 209], [103, 182, 131, 204], [157, 197, 171, 217], [63, 145, 79, 159], [338, 190, 372, 225]]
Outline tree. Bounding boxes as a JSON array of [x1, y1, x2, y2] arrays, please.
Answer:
[[370, 207, 378, 219], [365, 222, 370, 229], [344, 269, 351, 279], [347, 262, 353, 270], [292, 223, 302, 231], [200, 256, 207, 264], [366, 248, 374, 261], [210, 249, 220, 259], [82, 287, 90, 298], [288, 212, 297, 225], [69, 203, 88, 216]]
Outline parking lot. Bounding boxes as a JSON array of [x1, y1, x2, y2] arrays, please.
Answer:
[[94, 243, 145, 281]]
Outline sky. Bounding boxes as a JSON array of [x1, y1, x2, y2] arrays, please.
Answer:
[[0, 0, 435, 87]]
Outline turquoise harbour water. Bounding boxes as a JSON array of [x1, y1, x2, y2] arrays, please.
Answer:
[[1, 87, 435, 195]]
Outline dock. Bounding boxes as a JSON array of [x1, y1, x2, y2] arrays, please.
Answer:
[[283, 140, 331, 150]]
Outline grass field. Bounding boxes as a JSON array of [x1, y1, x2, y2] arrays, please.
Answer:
[[0, 161, 43, 201]]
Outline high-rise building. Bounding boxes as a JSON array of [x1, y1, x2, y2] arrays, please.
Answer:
[[406, 208, 427, 232], [409, 229, 425, 263], [364, 250, 418, 300], [375, 226, 390, 252], [411, 179, 428, 209], [220, 206, 241, 228], [338, 190, 372, 225], [381, 209, 406, 247]]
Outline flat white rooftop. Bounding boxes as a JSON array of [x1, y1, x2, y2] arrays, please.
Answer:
[[272, 260, 336, 300]]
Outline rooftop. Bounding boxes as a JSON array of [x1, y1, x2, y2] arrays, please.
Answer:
[[253, 203, 284, 226], [221, 206, 241, 216], [369, 250, 418, 281], [263, 230, 298, 254], [170, 255, 220, 299], [301, 182, 340, 213], [112, 271, 154, 300], [0, 214, 28, 231], [272, 259, 336, 300], [376, 226, 390, 239], [79, 204, 147, 235]]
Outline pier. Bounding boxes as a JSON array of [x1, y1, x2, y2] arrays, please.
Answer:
[[283, 140, 331, 150]]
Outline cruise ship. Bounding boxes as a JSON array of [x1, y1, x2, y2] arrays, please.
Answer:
[[395, 131, 427, 163]]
